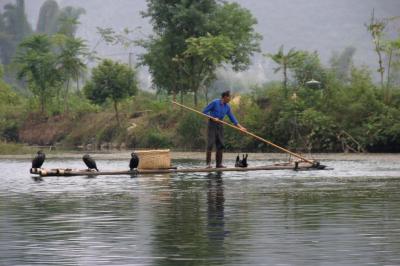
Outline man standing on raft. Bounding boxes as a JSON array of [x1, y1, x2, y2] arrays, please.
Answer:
[[203, 90, 246, 168]]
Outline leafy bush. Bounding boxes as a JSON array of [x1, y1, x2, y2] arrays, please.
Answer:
[[177, 112, 206, 149], [299, 108, 338, 151], [144, 129, 172, 148], [0, 119, 19, 141], [364, 107, 400, 152], [67, 92, 99, 118], [0, 71, 25, 141]]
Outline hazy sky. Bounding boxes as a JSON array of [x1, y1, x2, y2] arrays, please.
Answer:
[[3, 0, 400, 86]]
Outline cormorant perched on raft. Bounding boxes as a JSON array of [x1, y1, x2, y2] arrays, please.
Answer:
[[82, 154, 99, 171], [235, 154, 248, 168], [32, 150, 45, 169], [129, 152, 139, 171]]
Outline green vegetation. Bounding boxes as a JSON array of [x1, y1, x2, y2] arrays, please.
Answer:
[[266, 45, 302, 97], [84, 59, 138, 125], [0, 0, 399, 153], [15, 34, 59, 114], [366, 10, 400, 103], [141, 0, 261, 105], [0, 141, 33, 155], [0, 64, 25, 142]]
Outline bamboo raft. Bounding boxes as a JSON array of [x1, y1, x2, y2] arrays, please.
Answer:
[[30, 162, 327, 177]]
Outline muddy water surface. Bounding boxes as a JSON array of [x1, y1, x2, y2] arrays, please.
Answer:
[[0, 153, 399, 265]]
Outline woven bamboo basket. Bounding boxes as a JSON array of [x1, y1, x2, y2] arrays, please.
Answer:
[[135, 149, 171, 169]]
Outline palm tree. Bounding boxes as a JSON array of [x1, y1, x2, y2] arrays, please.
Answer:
[[57, 36, 87, 113], [365, 10, 386, 91], [16, 34, 59, 114], [57, 6, 86, 37], [266, 45, 301, 97]]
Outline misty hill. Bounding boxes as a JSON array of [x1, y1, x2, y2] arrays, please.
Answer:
[[5, 0, 400, 86]]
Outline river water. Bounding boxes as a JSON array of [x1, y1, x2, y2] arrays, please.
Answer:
[[0, 153, 400, 265]]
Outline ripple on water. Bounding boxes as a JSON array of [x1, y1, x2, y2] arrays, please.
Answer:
[[0, 156, 400, 265]]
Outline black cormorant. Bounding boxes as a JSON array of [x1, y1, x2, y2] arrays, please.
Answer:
[[129, 152, 139, 171], [241, 154, 248, 167], [82, 154, 99, 171], [235, 154, 248, 168], [235, 154, 240, 167], [32, 150, 45, 169]]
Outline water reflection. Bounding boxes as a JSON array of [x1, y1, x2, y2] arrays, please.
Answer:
[[150, 176, 204, 264], [149, 172, 231, 265], [207, 172, 227, 242], [1, 158, 400, 265]]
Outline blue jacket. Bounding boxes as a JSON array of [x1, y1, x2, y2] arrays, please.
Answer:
[[202, 98, 239, 125]]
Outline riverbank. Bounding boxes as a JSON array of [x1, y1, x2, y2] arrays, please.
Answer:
[[2, 84, 400, 154]]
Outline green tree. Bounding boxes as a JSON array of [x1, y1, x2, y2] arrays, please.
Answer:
[[366, 10, 386, 89], [141, 0, 261, 105], [142, 0, 217, 105], [209, 2, 262, 71], [365, 106, 400, 152], [292, 51, 327, 88], [0, 64, 23, 141], [84, 59, 138, 125], [55, 35, 87, 113], [141, 35, 185, 102], [266, 45, 301, 97], [365, 11, 400, 103], [15, 34, 60, 114], [57, 6, 86, 37], [382, 38, 400, 92], [180, 33, 235, 102]]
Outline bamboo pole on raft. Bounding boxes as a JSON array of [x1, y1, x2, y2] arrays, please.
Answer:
[[172, 100, 316, 165]]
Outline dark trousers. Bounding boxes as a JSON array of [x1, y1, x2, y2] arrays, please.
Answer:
[[207, 120, 224, 151]]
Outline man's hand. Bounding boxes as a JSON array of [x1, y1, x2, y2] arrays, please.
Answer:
[[237, 124, 247, 131], [211, 117, 220, 123]]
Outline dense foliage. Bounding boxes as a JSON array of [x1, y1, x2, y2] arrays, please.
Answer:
[[15, 34, 88, 114], [141, 0, 261, 105], [84, 59, 138, 125], [0, 0, 400, 153]]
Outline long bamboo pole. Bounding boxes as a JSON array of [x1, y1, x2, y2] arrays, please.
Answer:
[[172, 100, 316, 165]]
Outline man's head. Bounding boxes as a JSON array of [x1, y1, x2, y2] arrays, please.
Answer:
[[221, 90, 231, 103]]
